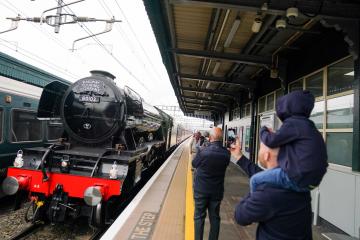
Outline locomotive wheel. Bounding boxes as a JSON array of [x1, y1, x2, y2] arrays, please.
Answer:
[[89, 202, 105, 228]]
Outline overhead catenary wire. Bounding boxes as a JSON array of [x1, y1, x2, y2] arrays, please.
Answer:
[[2, 0, 68, 51], [97, 0, 163, 87], [112, 0, 166, 84], [0, 0, 88, 80], [58, 0, 151, 91], [0, 38, 79, 80]]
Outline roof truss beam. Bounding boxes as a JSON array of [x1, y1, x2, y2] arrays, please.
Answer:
[[186, 106, 223, 113], [184, 101, 226, 109], [182, 96, 229, 106], [170, 0, 360, 20], [181, 86, 238, 98], [179, 73, 255, 88], [171, 48, 271, 66]]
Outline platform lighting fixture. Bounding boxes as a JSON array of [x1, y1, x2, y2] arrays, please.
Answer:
[[224, 18, 241, 48], [345, 71, 354, 76], [212, 61, 221, 76], [286, 7, 299, 18], [275, 18, 287, 29], [251, 15, 263, 33], [261, 2, 268, 11]]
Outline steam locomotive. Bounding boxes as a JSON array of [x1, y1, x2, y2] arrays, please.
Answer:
[[2, 71, 175, 227]]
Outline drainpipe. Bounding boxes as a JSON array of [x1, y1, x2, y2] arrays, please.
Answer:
[[249, 93, 257, 162], [313, 188, 320, 225]]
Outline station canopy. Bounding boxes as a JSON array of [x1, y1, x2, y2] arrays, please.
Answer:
[[143, 0, 360, 120]]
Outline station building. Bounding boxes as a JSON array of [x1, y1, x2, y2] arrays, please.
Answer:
[[143, 0, 360, 238]]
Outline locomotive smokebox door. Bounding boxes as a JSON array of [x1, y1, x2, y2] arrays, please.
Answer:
[[61, 71, 126, 144]]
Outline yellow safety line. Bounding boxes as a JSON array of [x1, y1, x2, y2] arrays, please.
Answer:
[[185, 149, 195, 240]]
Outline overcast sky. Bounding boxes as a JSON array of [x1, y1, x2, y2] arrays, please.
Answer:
[[0, 0, 178, 106]]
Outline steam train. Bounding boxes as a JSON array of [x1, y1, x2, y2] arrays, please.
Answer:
[[1, 71, 181, 227]]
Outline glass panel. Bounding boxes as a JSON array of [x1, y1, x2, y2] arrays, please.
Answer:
[[245, 104, 251, 116], [0, 109, 2, 142], [305, 71, 323, 98], [310, 101, 324, 129], [328, 57, 354, 95], [245, 126, 250, 152], [289, 80, 303, 92], [327, 94, 353, 129], [275, 89, 283, 105], [258, 97, 266, 113], [266, 94, 274, 111], [47, 121, 63, 140], [12, 110, 42, 142], [241, 106, 246, 118], [326, 132, 352, 167]]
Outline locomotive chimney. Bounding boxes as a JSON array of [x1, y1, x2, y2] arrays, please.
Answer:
[[90, 70, 116, 81]]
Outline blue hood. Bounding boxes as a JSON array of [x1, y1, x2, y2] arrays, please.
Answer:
[[276, 90, 315, 121]]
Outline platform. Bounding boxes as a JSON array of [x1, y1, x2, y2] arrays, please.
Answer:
[[101, 140, 342, 240]]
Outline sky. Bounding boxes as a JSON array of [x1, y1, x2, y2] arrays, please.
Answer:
[[0, 0, 213, 129], [0, 0, 178, 106]]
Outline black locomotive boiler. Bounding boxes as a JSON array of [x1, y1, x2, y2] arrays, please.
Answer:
[[2, 71, 174, 227]]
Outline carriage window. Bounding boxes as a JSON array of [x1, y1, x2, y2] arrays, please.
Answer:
[[47, 120, 63, 140], [0, 109, 3, 142], [11, 110, 42, 142]]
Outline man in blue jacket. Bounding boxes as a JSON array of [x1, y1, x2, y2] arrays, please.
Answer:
[[230, 139, 313, 240], [192, 127, 230, 240]]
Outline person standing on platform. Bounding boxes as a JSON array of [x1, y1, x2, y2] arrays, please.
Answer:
[[230, 139, 313, 240], [191, 131, 201, 158], [192, 127, 230, 240]]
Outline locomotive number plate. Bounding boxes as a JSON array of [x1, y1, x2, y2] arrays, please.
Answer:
[[79, 95, 100, 103]]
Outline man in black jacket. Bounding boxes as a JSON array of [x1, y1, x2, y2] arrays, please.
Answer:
[[230, 139, 313, 240], [192, 127, 230, 240]]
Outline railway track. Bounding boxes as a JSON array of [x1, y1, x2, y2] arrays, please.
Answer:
[[1, 146, 180, 240], [9, 222, 46, 240], [6, 220, 104, 240]]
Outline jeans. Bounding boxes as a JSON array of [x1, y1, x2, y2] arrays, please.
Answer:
[[194, 191, 222, 240], [250, 167, 309, 192]]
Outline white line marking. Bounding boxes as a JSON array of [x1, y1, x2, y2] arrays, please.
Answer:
[[101, 140, 189, 240]]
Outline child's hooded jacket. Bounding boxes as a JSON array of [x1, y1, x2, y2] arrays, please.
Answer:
[[260, 90, 328, 188]]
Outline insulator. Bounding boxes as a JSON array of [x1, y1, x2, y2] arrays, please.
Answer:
[[31, 17, 41, 22], [76, 17, 89, 22]]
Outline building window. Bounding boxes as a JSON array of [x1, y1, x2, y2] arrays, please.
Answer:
[[0, 109, 3, 142], [310, 101, 324, 130], [305, 71, 323, 98], [326, 132, 353, 167], [258, 97, 266, 113], [245, 103, 251, 117], [289, 79, 303, 92], [11, 110, 42, 142], [287, 56, 354, 168], [327, 57, 354, 95], [47, 120, 63, 140], [241, 106, 246, 118], [266, 93, 274, 111], [275, 89, 283, 104], [326, 94, 353, 129]]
